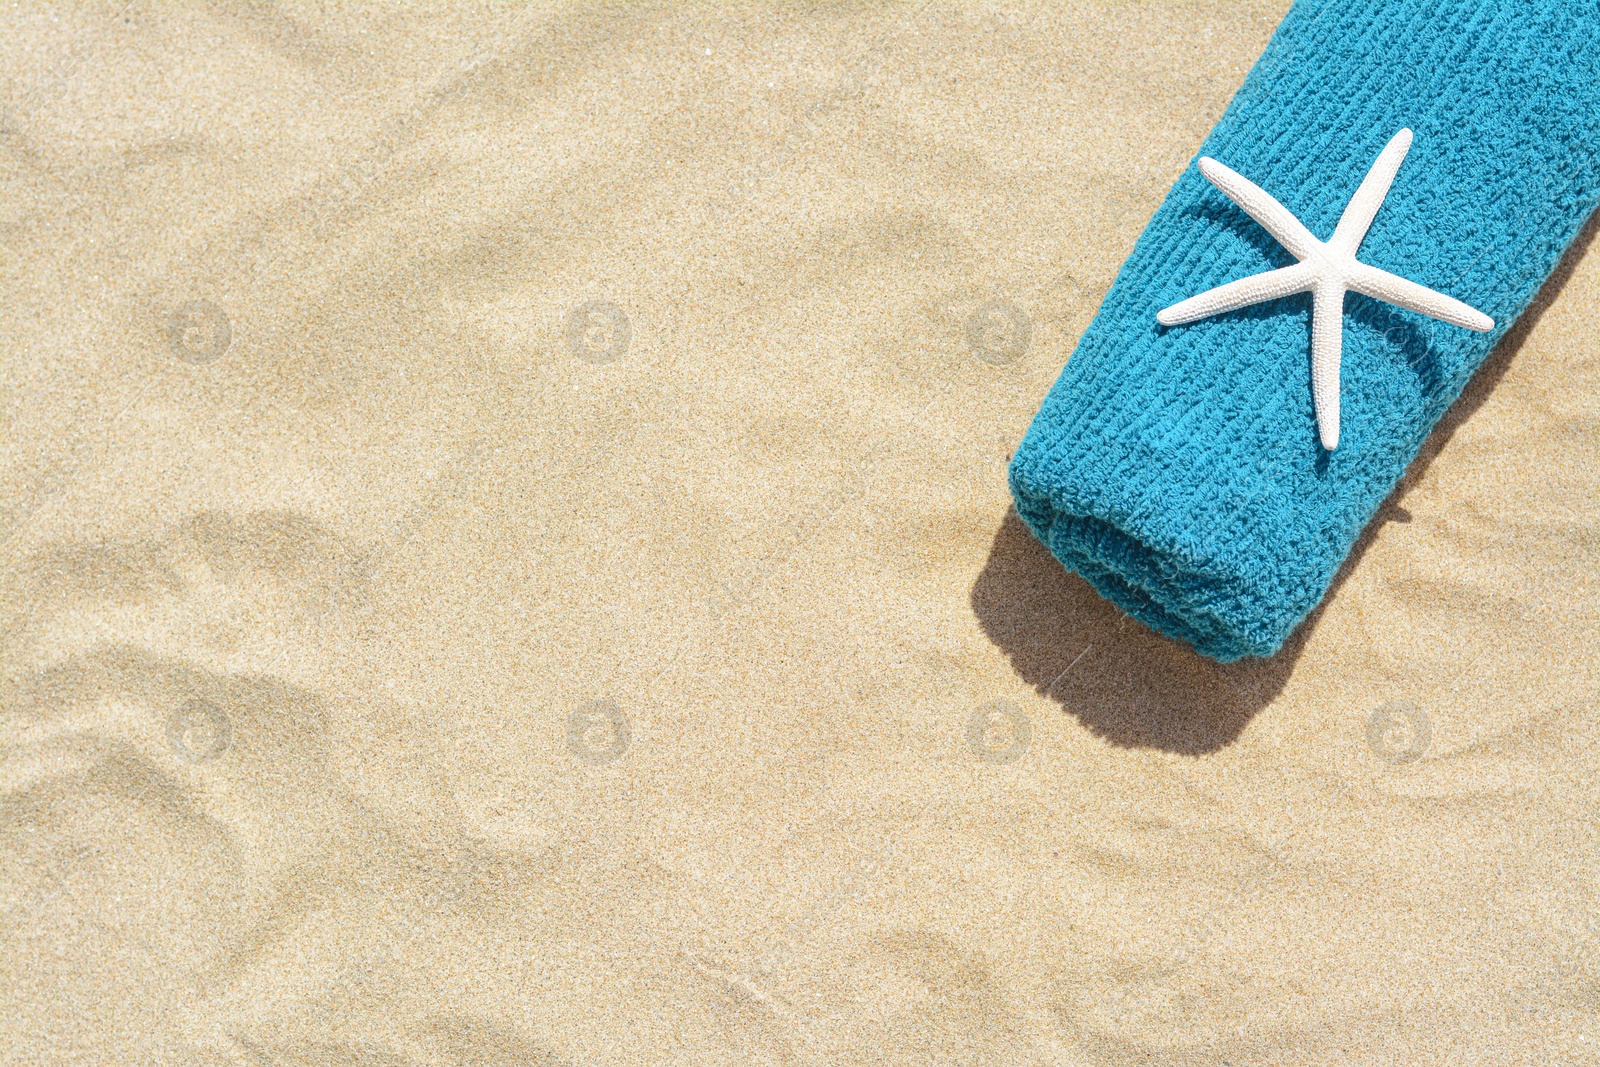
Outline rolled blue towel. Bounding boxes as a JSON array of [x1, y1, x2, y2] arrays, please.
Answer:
[[1009, 0, 1600, 662]]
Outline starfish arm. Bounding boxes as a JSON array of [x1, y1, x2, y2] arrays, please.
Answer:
[[1347, 262, 1495, 331], [1157, 263, 1316, 326], [1197, 157, 1322, 261], [1329, 128, 1413, 256], [1311, 284, 1345, 450]]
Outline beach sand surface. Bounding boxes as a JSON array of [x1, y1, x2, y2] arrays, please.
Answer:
[[2, 3, 1595, 1064]]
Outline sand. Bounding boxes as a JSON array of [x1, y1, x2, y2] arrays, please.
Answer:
[[2, 2, 1595, 1064]]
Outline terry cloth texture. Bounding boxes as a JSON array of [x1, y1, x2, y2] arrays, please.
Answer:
[[1008, 0, 1600, 662]]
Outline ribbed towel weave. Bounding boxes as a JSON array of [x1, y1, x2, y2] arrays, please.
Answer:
[[1008, 0, 1600, 662]]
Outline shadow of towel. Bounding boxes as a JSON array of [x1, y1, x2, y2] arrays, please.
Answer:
[[968, 509, 1303, 754]]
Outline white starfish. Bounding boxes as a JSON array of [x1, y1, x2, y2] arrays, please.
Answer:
[[1157, 128, 1494, 450]]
